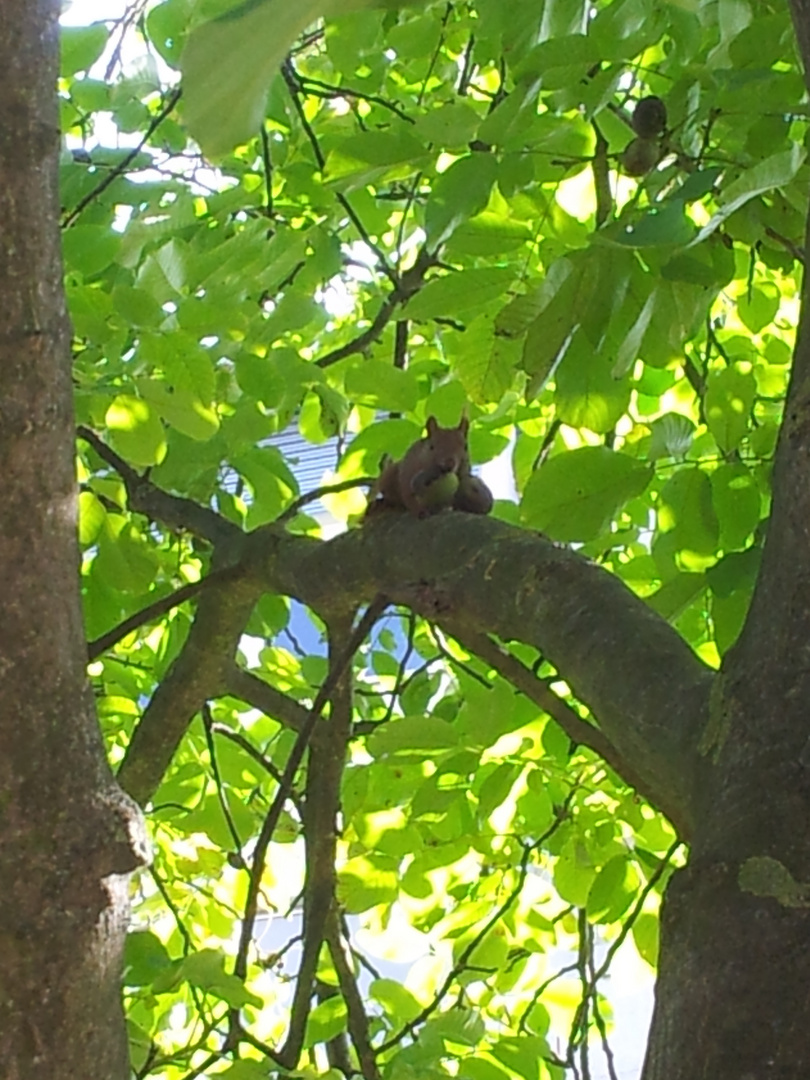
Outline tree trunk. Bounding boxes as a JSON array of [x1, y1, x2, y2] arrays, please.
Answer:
[[642, 9, 810, 1066], [0, 3, 148, 1076]]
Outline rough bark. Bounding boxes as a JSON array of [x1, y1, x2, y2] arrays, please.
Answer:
[[641, 5, 810, 1073], [0, 3, 148, 1077], [117, 513, 712, 834]]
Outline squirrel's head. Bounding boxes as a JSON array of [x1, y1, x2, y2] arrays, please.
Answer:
[[425, 414, 469, 473]]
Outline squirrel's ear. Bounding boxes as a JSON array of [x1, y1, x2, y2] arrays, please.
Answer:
[[458, 411, 469, 436], [426, 415, 439, 436]]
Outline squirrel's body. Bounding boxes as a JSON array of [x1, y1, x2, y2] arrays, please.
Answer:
[[368, 415, 493, 518]]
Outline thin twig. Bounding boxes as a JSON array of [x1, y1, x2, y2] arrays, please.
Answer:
[[296, 74, 414, 124], [326, 910, 381, 1079], [62, 87, 182, 228], [591, 839, 681, 984], [232, 597, 389, 988], [276, 475, 376, 523], [380, 804, 570, 1051], [202, 704, 245, 858], [87, 578, 208, 660], [150, 864, 193, 955], [380, 611, 416, 725], [588, 948, 619, 1080], [282, 61, 397, 289]]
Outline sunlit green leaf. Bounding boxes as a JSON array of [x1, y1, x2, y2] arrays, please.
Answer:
[[704, 366, 757, 453], [521, 447, 652, 541]]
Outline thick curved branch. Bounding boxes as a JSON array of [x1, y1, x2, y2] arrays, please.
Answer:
[[445, 624, 688, 835], [250, 515, 714, 834], [116, 503, 714, 830], [116, 570, 259, 805]]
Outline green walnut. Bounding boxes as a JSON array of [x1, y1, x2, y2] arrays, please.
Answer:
[[420, 469, 460, 510]]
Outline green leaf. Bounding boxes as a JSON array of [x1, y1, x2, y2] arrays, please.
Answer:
[[337, 854, 399, 912], [404, 267, 516, 321], [368, 716, 460, 757], [632, 911, 660, 967], [123, 931, 172, 987], [615, 201, 696, 248], [146, 0, 191, 66], [690, 143, 807, 246], [105, 395, 167, 467], [111, 284, 164, 329], [450, 313, 519, 404], [181, 949, 262, 1008], [516, 774, 554, 835], [62, 225, 120, 277], [613, 288, 656, 378], [712, 587, 754, 655], [448, 210, 533, 256], [325, 128, 427, 185], [425, 153, 498, 247], [181, 0, 319, 158], [61, 24, 109, 76], [425, 1007, 486, 1047], [647, 573, 706, 621], [554, 839, 597, 907], [370, 978, 423, 1023], [218, 1062, 275, 1080], [704, 366, 756, 452], [345, 360, 420, 412], [711, 463, 761, 550], [554, 330, 632, 434], [586, 855, 639, 923], [648, 413, 696, 459], [521, 447, 652, 541], [490, 1036, 551, 1080], [415, 101, 482, 146], [304, 995, 347, 1047], [459, 1058, 514, 1080], [657, 468, 719, 556], [737, 282, 780, 333], [477, 762, 520, 821], [706, 547, 761, 599], [78, 491, 106, 545], [137, 379, 220, 441], [521, 255, 603, 390]]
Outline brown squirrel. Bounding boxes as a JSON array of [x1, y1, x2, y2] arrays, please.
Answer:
[[367, 414, 493, 518]]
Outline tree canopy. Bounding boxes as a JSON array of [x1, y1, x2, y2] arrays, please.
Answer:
[[7, 0, 810, 1076]]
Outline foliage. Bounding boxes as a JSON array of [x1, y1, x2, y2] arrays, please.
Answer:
[[61, 0, 807, 1075]]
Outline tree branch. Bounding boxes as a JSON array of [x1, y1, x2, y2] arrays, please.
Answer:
[[116, 569, 259, 805], [61, 87, 182, 229], [77, 425, 236, 545], [225, 664, 309, 733], [256, 514, 713, 835], [325, 909, 381, 1080], [445, 625, 687, 834], [87, 577, 209, 660], [278, 613, 357, 1066]]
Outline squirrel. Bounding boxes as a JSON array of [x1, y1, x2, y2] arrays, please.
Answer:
[[367, 414, 493, 518]]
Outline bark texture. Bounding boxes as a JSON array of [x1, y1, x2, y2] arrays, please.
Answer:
[[0, 3, 148, 1077], [642, 6, 810, 1073]]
